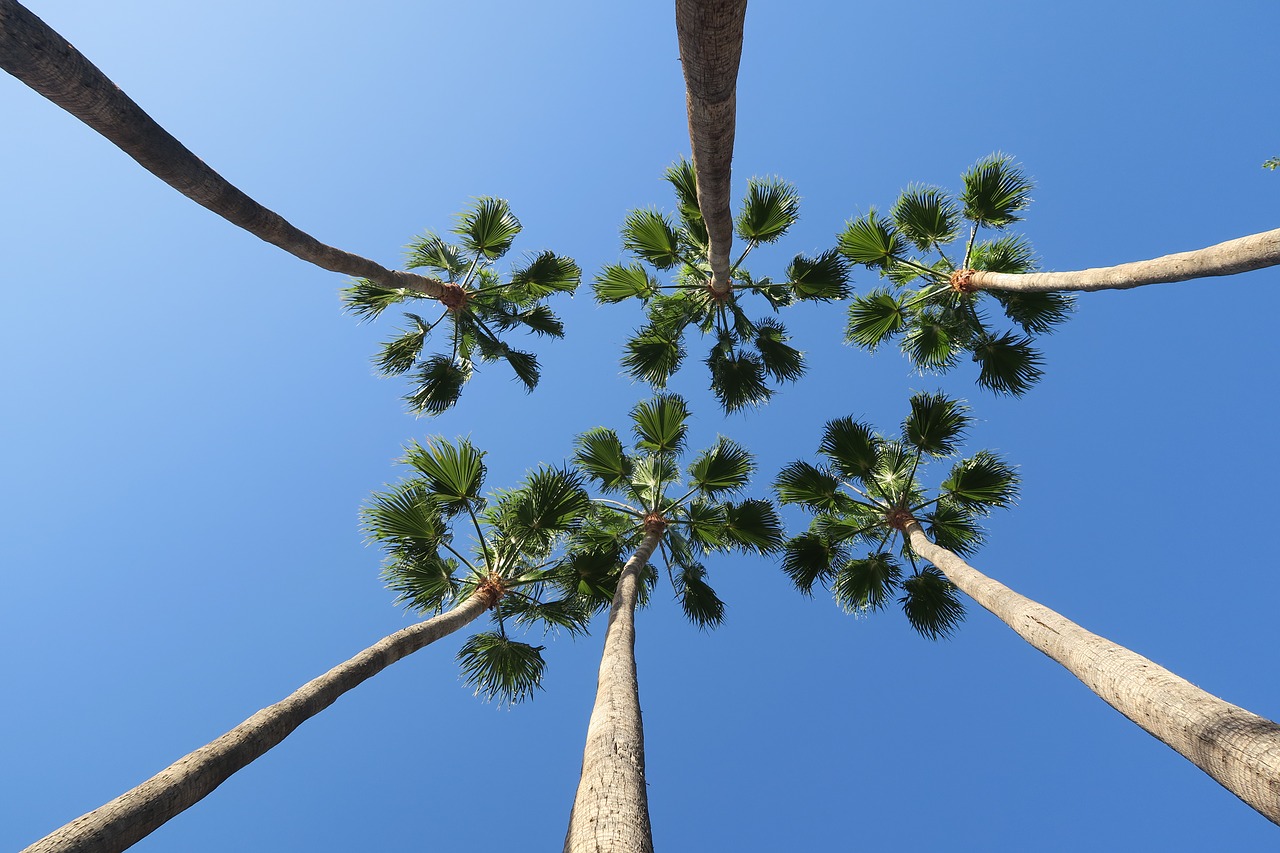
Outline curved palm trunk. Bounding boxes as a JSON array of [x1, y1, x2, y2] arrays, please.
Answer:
[[675, 0, 746, 295], [21, 593, 493, 853], [563, 527, 664, 853], [904, 520, 1280, 825], [0, 0, 442, 298], [958, 228, 1280, 293]]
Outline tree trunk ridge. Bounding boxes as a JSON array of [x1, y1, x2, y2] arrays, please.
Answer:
[[563, 528, 664, 853], [675, 0, 746, 294], [21, 595, 491, 853], [968, 228, 1280, 292], [905, 521, 1280, 825], [0, 0, 443, 298]]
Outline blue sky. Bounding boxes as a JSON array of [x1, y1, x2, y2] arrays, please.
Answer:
[[2, 1, 1278, 850]]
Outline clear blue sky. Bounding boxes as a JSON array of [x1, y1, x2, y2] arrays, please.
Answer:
[[3, 1, 1278, 850]]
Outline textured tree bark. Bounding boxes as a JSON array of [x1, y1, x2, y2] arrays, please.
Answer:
[[0, 0, 443, 298], [563, 528, 664, 853], [675, 0, 746, 295], [21, 593, 492, 853], [960, 228, 1280, 293], [905, 520, 1280, 825]]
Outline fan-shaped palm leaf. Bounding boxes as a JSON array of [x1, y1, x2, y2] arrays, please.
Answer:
[[402, 438, 486, 516], [406, 232, 468, 277], [622, 328, 685, 388], [942, 451, 1019, 512], [780, 531, 845, 595], [960, 153, 1033, 228], [456, 631, 546, 706], [508, 251, 581, 300], [971, 331, 1044, 396], [594, 263, 660, 303], [773, 461, 842, 511], [838, 210, 906, 270], [891, 185, 960, 251], [818, 417, 880, 482], [846, 290, 911, 349], [991, 290, 1074, 335], [786, 250, 850, 301], [736, 177, 800, 244], [833, 552, 902, 614], [899, 568, 966, 640], [376, 316, 429, 376], [573, 428, 634, 495], [687, 438, 754, 498], [903, 311, 960, 372], [405, 356, 472, 415], [381, 554, 461, 614], [454, 197, 522, 260], [706, 345, 771, 412], [923, 499, 986, 558], [342, 279, 409, 322], [622, 209, 683, 270], [754, 319, 806, 383], [631, 394, 690, 456], [970, 233, 1037, 274], [902, 392, 970, 457], [720, 499, 785, 554], [674, 562, 725, 628]]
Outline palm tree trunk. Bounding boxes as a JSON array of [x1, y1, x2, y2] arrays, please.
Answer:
[[958, 228, 1280, 293], [563, 527, 664, 853], [0, 0, 443, 298], [675, 0, 747, 295], [21, 592, 493, 853], [904, 520, 1280, 825]]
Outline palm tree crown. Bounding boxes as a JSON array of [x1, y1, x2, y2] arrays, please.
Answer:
[[775, 392, 1018, 638], [594, 162, 849, 413], [567, 393, 785, 622], [839, 154, 1074, 396], [364, 437, 593, 703], [344, 199, 581, 415]]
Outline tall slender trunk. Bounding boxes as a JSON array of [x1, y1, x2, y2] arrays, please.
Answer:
[[675, 0, 746, 295], [563, 527, 664, 853], [0, 0, 442, 298], [904, 520, 1280, 825], [957, 228, 1280, 293], [21, 593, 493, 853]]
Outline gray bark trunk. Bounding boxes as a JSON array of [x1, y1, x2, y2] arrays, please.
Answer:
[[966, 228, 1280, 293], [905, 520, 1280, 824], [0, 0, 442, 298], [563, 528, 664, 853], [675, 0, 746, 295], [21, 594, 492, 853]]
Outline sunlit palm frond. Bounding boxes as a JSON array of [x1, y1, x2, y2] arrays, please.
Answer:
[[573, 427, 634, 495], [832, 552, 902, 614], [405, 232, 467, 277], [902, 392, 970, 457], [665, 158, 708, 248], [401, 437, 487, 515], [846, 290, 910, 349], [456, 631, 545, 706], [499, 467, 589, 553], [505, 594, 593, 637], [362, 483, 450, 552], [736, 176, 800, 244], [454, 197, 522, 260], [630, 454, 679, 510], [902, 310, 960, 372], [686, 438, 754, 499], [838, 209, 907, 271], [785, 250, 850, 301], [622, 327, 685, 388], [593, 263, 660, 304], [507, 251, 581, 300], [622, 209, 683, 270], [941, 451, 1019, 513], [342, 279, 412, 321], [891, 184, 961, 251], [969, 233, 1037, 274], [960, 153, 1033, 228], [631, 393, 690, 456], [900, 567, 966, 640]]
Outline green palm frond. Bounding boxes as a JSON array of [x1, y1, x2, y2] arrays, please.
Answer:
[[942, 451, 1019, 512], [785, 250, 850, 301], [902, 310, 960, 372], [573, 427, 634, 494], [622, 209, 683, 270], [832, 552, 902, 614], [405, 232, 467, 277], [630, 454, 679, 509], [870, 440, 916, 504], [499, 467, 589, 553], [736, 177, 800, 244], [499, 347, 540, 392], [900, 568, 966, 640], [773, 461, 843, 511], [960, 153, 1033, 228], [666, 159, 704, 224], [504, 594, 593, 637], [381, 553, 460, 614], [674, 562, 725, 628], [780, 532, 844, 595], [923, 500, 986, 558], [846, 290, 911, 349], [991, 290, 1074, 335], [818, 417, 880, 482], [376, 317, 428, 376], [720, 499, 785, 554], [970, 234, 1037, 274], [362, 483, 450, 552], [680, 500, 730, 551], [402, 437, 487, 516], [507, 251, 581, 300], [971, 331, 1044, 395], [706, 345, 771, 412], [498, 303, 565, 338], [687, 438, 755, 499], [631, 393, 690, 456], [902, 392, 970, 457], [594, 263, 660, 303], [838, 209, 906, 270], [891, 184, 960, 251], [754, 319, 806, 383], [454, 197, 522, 260], [342, 279, 411, 321], [813, 503, 885, 545], [456, 632, 545, 706], [404, 356, 472, 416], [622, 328, 685, 388]]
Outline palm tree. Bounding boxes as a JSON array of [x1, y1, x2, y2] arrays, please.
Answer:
[[776, 393, 1280, 826], [674, 0, 748, 296], [840, 154, 1073, 396], [562, 394, 784, 852], [0, 1, 442, 298], [21, 439, 592, 853], [342, 200, 580, 414], [596, 160, 848, 412]]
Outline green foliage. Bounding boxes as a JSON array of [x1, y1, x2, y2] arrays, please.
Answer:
[[342, 198, 580, 416], [1265, 157, 1280, 171], [456, 632, 546, 706], [595, 159, 847, 413], [775, 393, 1017, 641], [837, 154, 1074, 396]]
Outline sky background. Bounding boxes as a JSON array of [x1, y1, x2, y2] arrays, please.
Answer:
[[3, 1, 1279, 850]]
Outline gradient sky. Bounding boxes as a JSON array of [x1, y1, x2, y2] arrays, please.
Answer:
[[3, 1, 1278, 850]]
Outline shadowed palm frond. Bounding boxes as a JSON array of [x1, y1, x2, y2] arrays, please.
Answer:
[[404, 356, 472, 416], [720, 499, 785, 554], [673, 561, 725, 628], [687, 438, 754, 498], [631, 394, 690, 456], [456, 632, 546, 706], [819, 417, 880, 482], [833, 552, 902, 614], [991, 289, 1074, 335], [622, 328, 685, 388], [508, 251, 581, 300], [754, 319, 805, 383], [342, 279, 412, 322], [706, 344, 771, 412], [786, 250, 850, 301], [780, 531, 845, 595], [971, 331, 1044, 396], [891, 184, 960, 251], [376, 316, 430, 376], [846, 290, 911, 349], [942, 451, 1019, 512], [381, 553, 461, 614], [900, 568, 966, 640], [902, 392, 970, 457]]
